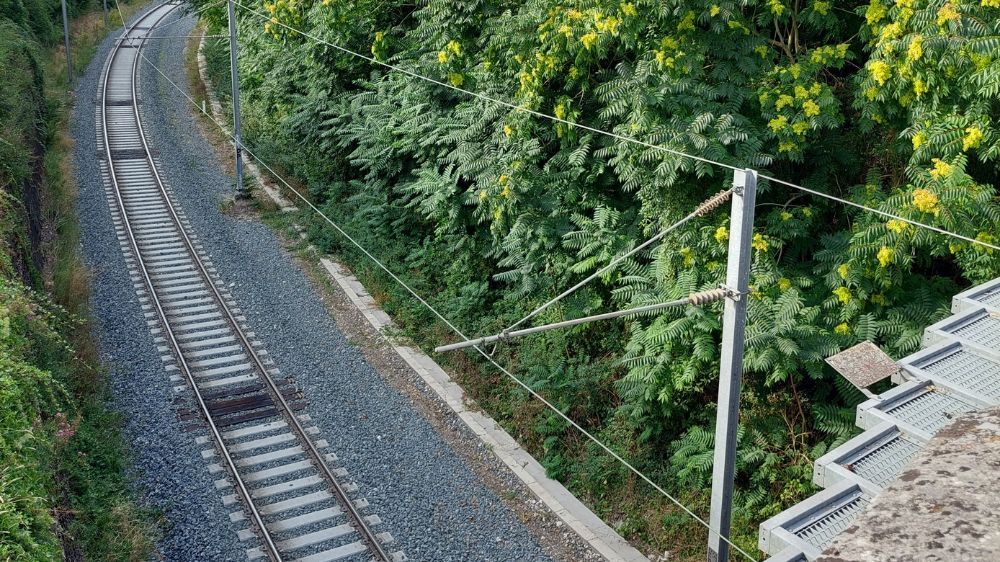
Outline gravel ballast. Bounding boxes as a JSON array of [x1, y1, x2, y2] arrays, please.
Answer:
[[73, 5, 562, 560], [71, 4, 248, 561]]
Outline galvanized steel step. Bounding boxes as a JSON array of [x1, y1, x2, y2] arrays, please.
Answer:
[[952, 277, 1000, 314], [900, 341, 1000, 404], [758, 481, 871, 559], [855, 379, 985, 441], [923, 306, 1000, 353], [813, 422, 926, 493]]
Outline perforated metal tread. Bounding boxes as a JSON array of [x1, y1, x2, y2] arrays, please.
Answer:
[[856, 379, 983, 440], [953, 277, 1000, 314], [924, 307, 1000, 352], [759, 481, 871, 559], [814, 422, 925, 493], [901, 341, 1000, 404]]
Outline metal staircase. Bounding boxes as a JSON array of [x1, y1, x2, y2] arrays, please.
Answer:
[[758, 277, 1000, 561]]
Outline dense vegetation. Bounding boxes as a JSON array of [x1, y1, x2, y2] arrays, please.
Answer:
[[1, 1, 155, 559], [196, 0, 1000, 555]]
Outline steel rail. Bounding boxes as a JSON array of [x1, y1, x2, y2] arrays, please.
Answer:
[[101, 3, 283, 560], [103, 3, 392, 560]]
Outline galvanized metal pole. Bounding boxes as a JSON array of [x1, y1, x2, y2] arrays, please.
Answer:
[[61, 0, 73, 87], [707, 168, 757, 562], [227, 0, 247, 199]]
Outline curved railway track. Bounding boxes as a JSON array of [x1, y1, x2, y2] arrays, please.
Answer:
[[98, 4, 401, 560]]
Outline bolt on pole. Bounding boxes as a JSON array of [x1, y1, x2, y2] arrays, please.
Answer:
[[707, 168, 757, 562], [61, 0, 73, 87], [227, 0, 248, 199]]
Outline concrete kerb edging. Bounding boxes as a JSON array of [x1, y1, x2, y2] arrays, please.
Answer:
[[196, 36, 648, 562]]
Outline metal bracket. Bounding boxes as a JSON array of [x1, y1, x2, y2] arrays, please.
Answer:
[[720, 284, 742, 302]]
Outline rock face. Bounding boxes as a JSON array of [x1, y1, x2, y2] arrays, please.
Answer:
[[819, 406, 1000, 562]]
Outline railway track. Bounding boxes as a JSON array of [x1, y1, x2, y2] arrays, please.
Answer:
[[97, 3, 402, 560]]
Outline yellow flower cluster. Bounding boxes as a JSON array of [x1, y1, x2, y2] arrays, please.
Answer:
[[438, 40, 462, 64], [837, 264, 849, 279], [886, 219, 909, 233], [778, 278, 792, 291], [621, 3, 637, 17], [911, 131, 927, 150], [877, 246, 894, 267], [833, 286, 852, 304], [714, 225, 729, 243], [814, 1, 830, 15], [710, 5, 721, 16], [834, 322, 851, 335], [984, 0, 1000, 7], [866, 0, 887, 24], [912, 188, 940, 214], [594, 14, 620, 35], [580, 32, 598, 50], [928, 158, 952, 180], [803, 99, 820, 117], [869, 61, 891, 85], [963, 126, 984, 151], [937, 3, 960, 26], [680, 247, 694, 266], [810, 44, 848, 65], [907, 35, 923, 61], [752, 233, 769, 252]]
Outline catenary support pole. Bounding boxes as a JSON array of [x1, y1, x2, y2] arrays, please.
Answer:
[[227, 0, 247, 199], [61, 0, 73, 87], [707, 168, 757, 562]]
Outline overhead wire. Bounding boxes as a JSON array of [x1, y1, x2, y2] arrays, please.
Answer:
[[130, 25, 760, 561]]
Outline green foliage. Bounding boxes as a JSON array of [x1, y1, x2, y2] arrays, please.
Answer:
[[197, 0, 1000, 553], [1, 3, 157, 559]]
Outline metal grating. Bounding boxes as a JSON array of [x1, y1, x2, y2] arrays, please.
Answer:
[[793, 493, 870, 549], [849, 434, 921, 488], [921, 349, 1000, 401], [979, 286, 1000, 308], [952, 314, 1000, 349], [884, 388, 976, 434]]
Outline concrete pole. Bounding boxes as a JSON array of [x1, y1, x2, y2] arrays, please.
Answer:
[[227, 0, 247, 199], [61, 0, 73, 87], [707, 168, 757, 562]]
